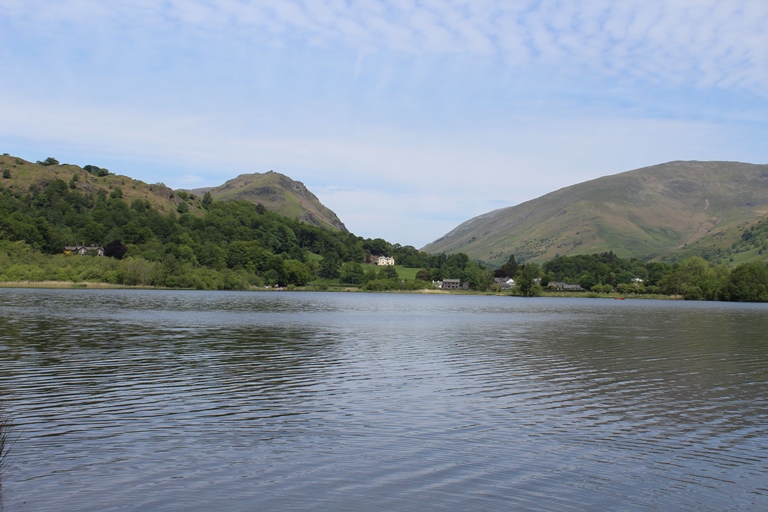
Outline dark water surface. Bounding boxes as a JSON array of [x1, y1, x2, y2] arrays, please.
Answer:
[[0, 289, 767, 510]]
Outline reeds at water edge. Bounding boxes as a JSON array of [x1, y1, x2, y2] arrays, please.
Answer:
[[0, 408, 12, 474]]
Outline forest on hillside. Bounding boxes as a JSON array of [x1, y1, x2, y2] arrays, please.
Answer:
[[0, 176, 489, 291], [1, 175, 767, 301]]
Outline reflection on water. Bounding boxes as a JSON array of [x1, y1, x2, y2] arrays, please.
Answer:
[[0, 289, 767, 510]]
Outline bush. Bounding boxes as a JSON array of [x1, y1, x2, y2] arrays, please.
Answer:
[[683, 285, 703, 300], [36, 157, 60, 166], [362, 279, 397, 291], [415, 268, 432, 281], [84, 165, 110, 176], [340, 262, 365, 284]]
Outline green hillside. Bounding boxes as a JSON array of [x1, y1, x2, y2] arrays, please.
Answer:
[[189, 171, 346, 231], [0, 152, 482, 292], [423, 161, 768, 266], [1, 155, 347, 233], [0, 154, 205, 215]]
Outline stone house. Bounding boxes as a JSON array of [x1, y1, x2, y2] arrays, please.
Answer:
[[374, 255, 395, 266], [64, 245, 105, 257], [548, 281, 584, 291], [440, 278, 469, 290]]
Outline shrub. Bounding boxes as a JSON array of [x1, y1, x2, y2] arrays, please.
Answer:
[[36, 157, 60, 166], [683, 285, 703, 300]]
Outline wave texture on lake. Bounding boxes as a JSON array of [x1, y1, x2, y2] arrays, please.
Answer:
[[1, 289, 767, 511]]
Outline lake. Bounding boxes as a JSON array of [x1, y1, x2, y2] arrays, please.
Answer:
[[0, 289, 767, 510]]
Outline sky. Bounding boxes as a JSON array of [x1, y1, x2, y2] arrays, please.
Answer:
[[1, 1, 767, 248]]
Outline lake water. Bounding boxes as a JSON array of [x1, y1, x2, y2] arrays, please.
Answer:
[[1, 289, 767, 511]]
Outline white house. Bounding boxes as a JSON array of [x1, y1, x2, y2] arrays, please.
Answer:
[[375, 256, 395, 266]]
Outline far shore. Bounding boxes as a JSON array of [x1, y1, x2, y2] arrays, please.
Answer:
[[0, 280, 678, 299], [0, 281, 157, 290]]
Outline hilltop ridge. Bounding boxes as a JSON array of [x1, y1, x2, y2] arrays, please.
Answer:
[[188, 171, 346, 231], [423, 161, 768, 265], [0, 154, 346, 232]]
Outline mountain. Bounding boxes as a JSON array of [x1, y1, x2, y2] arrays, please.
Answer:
[[0, 154, 346, 232], [422, 161, 768, 265], [0, 154, 205, 215], [189, 171, 346, 231]]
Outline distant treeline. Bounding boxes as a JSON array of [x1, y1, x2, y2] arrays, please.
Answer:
[[0, 177, 487, 290], [509, 251, 768, 302], [1, 177, 767, 300]]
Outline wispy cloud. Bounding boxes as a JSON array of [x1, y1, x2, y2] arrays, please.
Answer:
[[4, 0, 767, 91], [1, 1, 767, 247]]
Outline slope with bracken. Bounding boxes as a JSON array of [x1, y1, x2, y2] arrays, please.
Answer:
[[1, 154, 346, 233], [0, 154, 201, 215], [189, 171, 346, 231], [422, 161, 768, 265]]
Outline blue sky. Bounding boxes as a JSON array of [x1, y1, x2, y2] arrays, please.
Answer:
[[2, 1, 767, 248]]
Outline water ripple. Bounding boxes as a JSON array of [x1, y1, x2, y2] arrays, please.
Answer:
[[0, 290, 767, 510]]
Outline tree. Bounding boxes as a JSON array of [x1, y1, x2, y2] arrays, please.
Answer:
[[37, 157, 60, 166], [362, 268, 378, 284], [340, 262, 365, 284], [319, 251, 341, 279], [202, 191, 213, 210], [2, 169, 10, 179], [415, 268, 432, 281], [226, 240, 263, 271], [363, 238, 392, 258], [283, 259, 312, 286], [381, 265, 399, 280], [104, 239, 128, 260], [446, 252, 469, 270], [500, 254, 519, 277], [592, 283, 612, 294], [723, 262, 768, 302], [84, 164, 110, 176], [515, 263, 542, 297], [578, 273, 598, 290], [177, 201, 189, 214], [463, 263, 493, 291]]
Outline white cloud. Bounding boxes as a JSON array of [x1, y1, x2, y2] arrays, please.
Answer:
[[3, 0, 768, 248], [5, 1, 768, 93]]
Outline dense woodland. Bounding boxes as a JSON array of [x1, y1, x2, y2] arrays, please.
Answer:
[[0, 176, 489, 291], [1, 174, 767, 301], [536, 251, 768, 301]]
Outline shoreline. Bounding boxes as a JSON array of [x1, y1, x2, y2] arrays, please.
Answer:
[[0, 281, 158, 290], [0, 280, 678, 299]]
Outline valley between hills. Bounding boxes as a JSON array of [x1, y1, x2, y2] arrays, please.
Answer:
[[423, 161, 768, 267], [1, 153, 768, 301]]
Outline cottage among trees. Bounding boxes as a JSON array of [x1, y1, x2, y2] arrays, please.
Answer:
[[63, 245, 104, 257], [374, 255, 395, 266]]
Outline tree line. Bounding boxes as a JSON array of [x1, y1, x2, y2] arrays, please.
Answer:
[[498, 251, 768, 302], [1, 175, 767, 300], [0, 177, 487, 290]]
